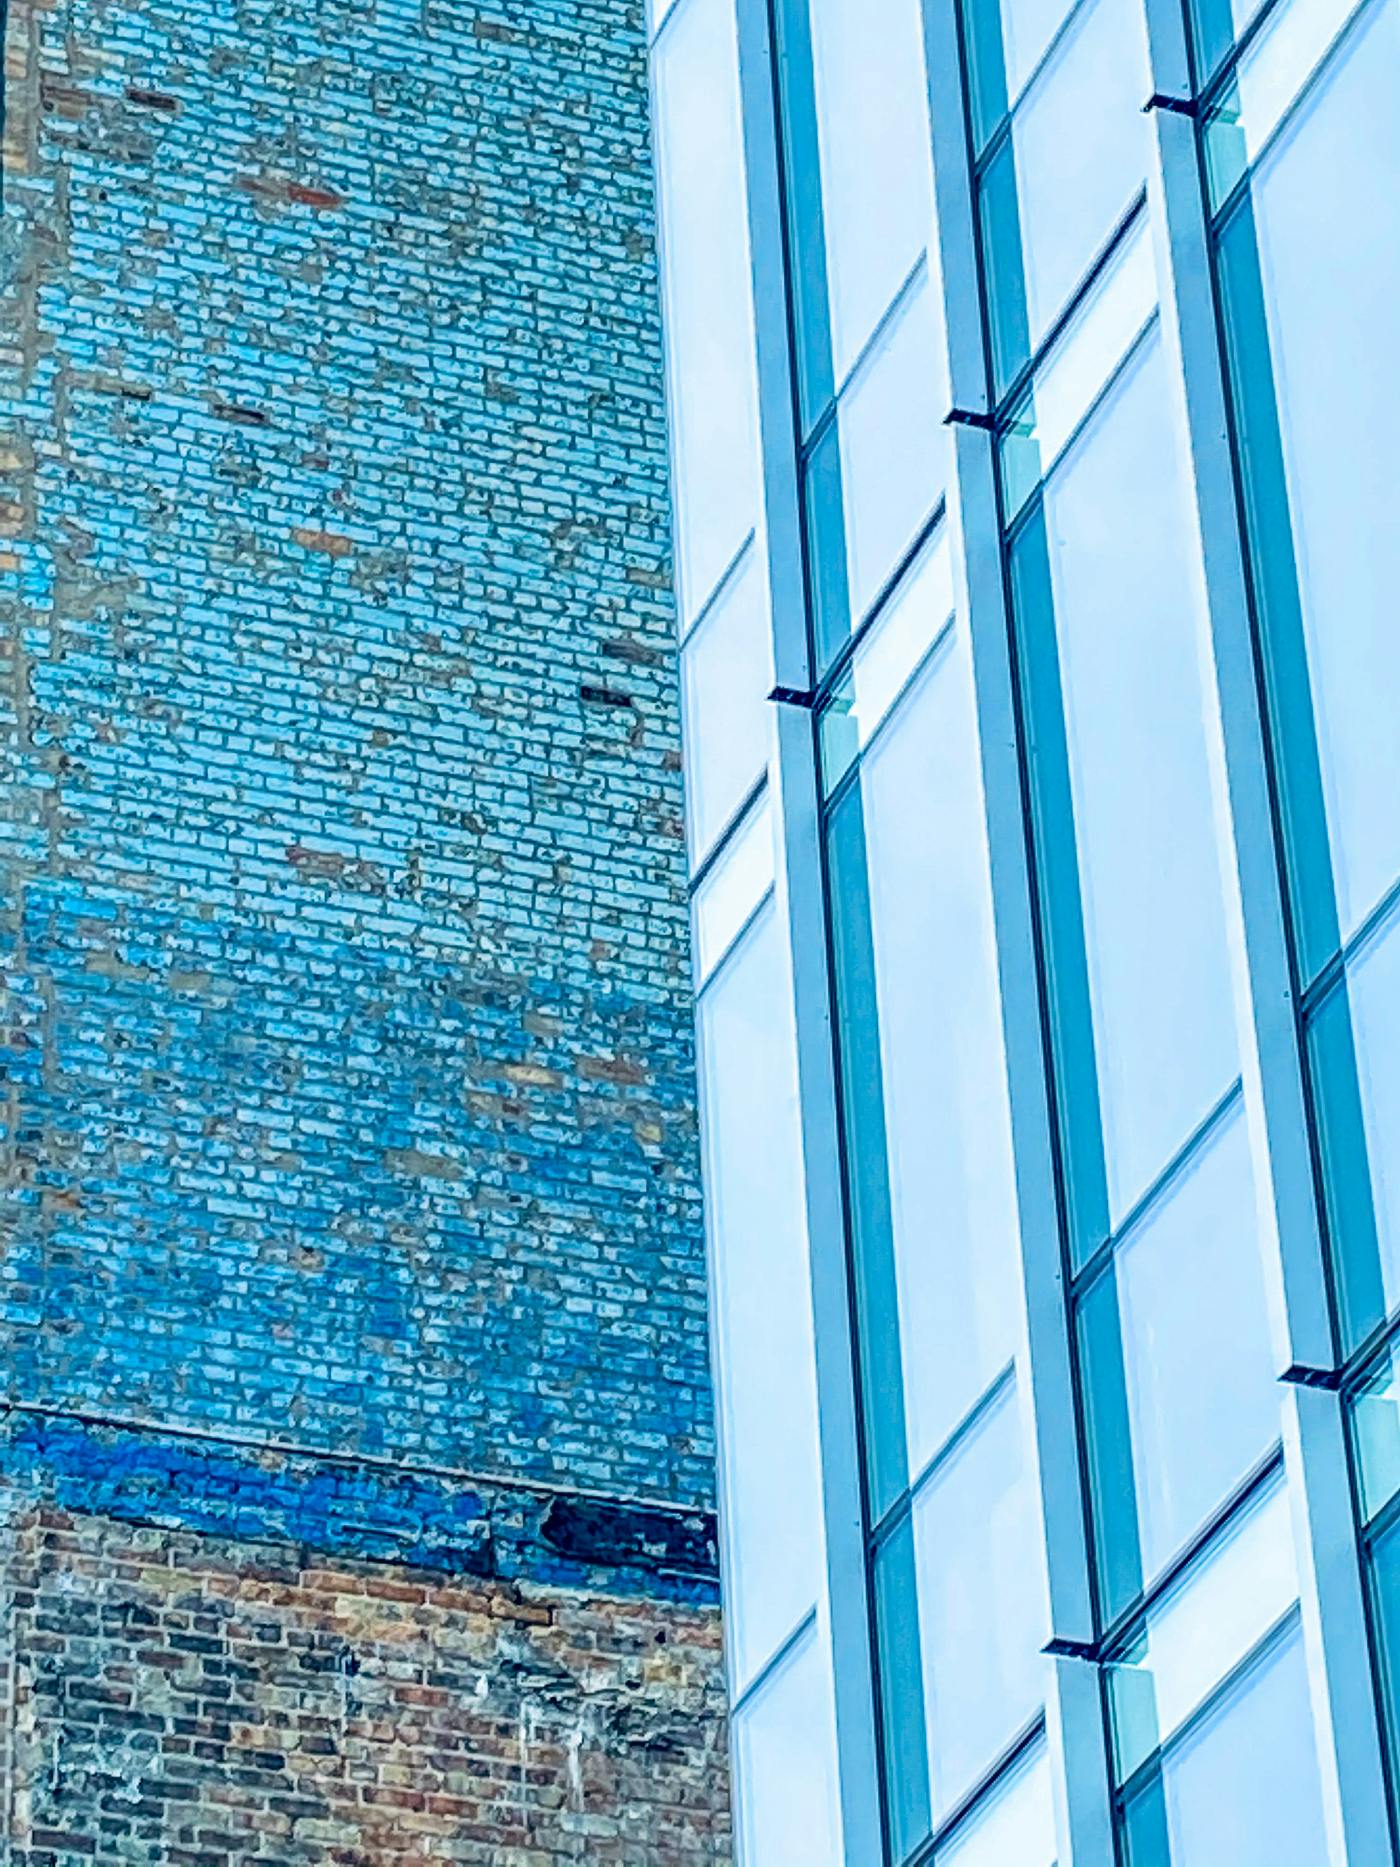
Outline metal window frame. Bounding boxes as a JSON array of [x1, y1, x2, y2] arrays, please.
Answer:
[[915, 0, 1118, 1860], [1137, 0, 1395, 1852]]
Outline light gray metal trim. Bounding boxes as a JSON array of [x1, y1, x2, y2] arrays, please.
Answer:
[[1139, 0, 1394, 1854], [732, 0, 885, 1858], [916, 3, 1115, 1862]]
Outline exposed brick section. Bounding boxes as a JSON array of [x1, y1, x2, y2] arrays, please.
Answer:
[[0, 0, 711, 1505], [0, 1497, 731, 1865], [0, 1411, 720, 1603]]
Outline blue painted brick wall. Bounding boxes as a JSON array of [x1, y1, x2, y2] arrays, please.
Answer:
[[0, 0, 713, 1511]]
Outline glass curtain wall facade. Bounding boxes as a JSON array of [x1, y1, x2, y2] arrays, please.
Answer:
[[650, 0, 1400, 1857]]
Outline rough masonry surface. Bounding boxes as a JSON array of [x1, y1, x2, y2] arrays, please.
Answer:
[[0, 0, 713, 1513]]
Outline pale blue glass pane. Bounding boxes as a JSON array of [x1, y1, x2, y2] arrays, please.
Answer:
[[1149, 1625, 1330, 1867], [680, 546, 772, 864], [733, 1621, 845, 1867], [1002, 0, 1075, 100], [1332, 915, 1400, 1329], [1044, 332, 1242, 1221], [697, 907, 825, 1693], [1351, 1341, 1400, 1528], [653, 0, 762, 623], [855, 630, 1022, 1478], [912, 1379, 1048, 1817], [1012, 0, 1150, 351], [1247, 0, 1400, 946], [837, 272, 949, 632], [807, 0, 938, 384], [938, 1743, 1056, 1867], [1107, 1103, 1278, 1585]]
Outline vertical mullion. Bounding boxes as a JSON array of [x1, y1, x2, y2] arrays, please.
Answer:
[[917, 2, 1115, 1862], [732, 1, 886, 1857], [1137, 0, 1395, 1858]]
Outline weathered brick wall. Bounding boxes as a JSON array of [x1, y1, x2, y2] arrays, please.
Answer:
[[0, 1494, 730, 1866], [0, 0, 711, 1504]]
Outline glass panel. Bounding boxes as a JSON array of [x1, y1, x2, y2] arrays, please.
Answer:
[[819, 526, 954, 796], [733, 1619, 845, 1867], [1367, 1515, 1400, 1835], [692, 791, 773, 986], [680, 544, 773, 864], [984, 0, 1150, 387], [1205, 0, 1373, 193], [1351, 1339, 1400, 1528], [697, 905, 825, 1693], [1310, 913, 1400, 1346], [998, 212, 1156, 523], [874, 1514, 934, 1863], [652, 0, 762, 623], [938, 1742, 1057, 1867], [1120, 1621, 1330, 1867], [1030, 331, 1244, 1233], [910, 1378, 1048, 1818], [1107, 1472, 1296, 1782], [827, 625, 1022, 1511], [1220, 0, 1400, 958], [806, 271, 949, 671], [803, 0, 938, 394], [1079, 1102, 1279, 1624]]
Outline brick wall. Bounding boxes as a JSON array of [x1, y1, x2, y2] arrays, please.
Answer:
[[0, 0, 710, 1502], [0, 1494, 730, 1866], [0, 0, 729, 1849]]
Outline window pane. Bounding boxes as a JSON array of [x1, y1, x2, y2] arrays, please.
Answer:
[[1222, 0, 1400, 962], [984, 0, 1150, 385], [806, 271, 949, 670], [827, 624, 1021, 1512], [697, 906, 825, 1691], [1079, 1102, 1279, 1623], [805, 0, 938, 389], [1366, 1514, 1400, 1837], [938, 1742, 1057, 1867], [1108, 1473, 1297, 1783], [691, 791, 774, 985], [680, 545, 773, 864], [733, 1619, 845, 1867], [1310, 912, 1400, 1346], [1350, 1339, 1400, 1528], [1121, 1623, 1329, 1867], [910, 1378, 1048, 1818], [1030, 331, 1243, 1230], [653, 0, 762, 622]]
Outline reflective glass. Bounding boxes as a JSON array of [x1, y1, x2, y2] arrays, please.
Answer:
[[826, 625, 1021, 1511], [937, 1743, 1056, 1867], [981, 0, 1150, 388], [1309, 913, 1400, 1346], [1108, 1473, 1297, 1781], [1024, 332, 1244, 1236], [803, 0, 938, 393], [1351, 1340, 1400, 1529], [680, 544, 773, 865], [697, 905, 825, 1693], [1079, 1102, 1279, 1623], [806, 271, 950, 669], [819, 528, 954, 796], [652, 0, 762, 623], [1119, 1621, 1330, 1867], [691, 791, 774, 986], [909, 1378, 1048, 1818], [1215, 0, 1400, 976], [733, 1619, 845, 1867]]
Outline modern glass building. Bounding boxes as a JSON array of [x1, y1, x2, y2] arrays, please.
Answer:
[[649, 0, 1400, 1859]]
